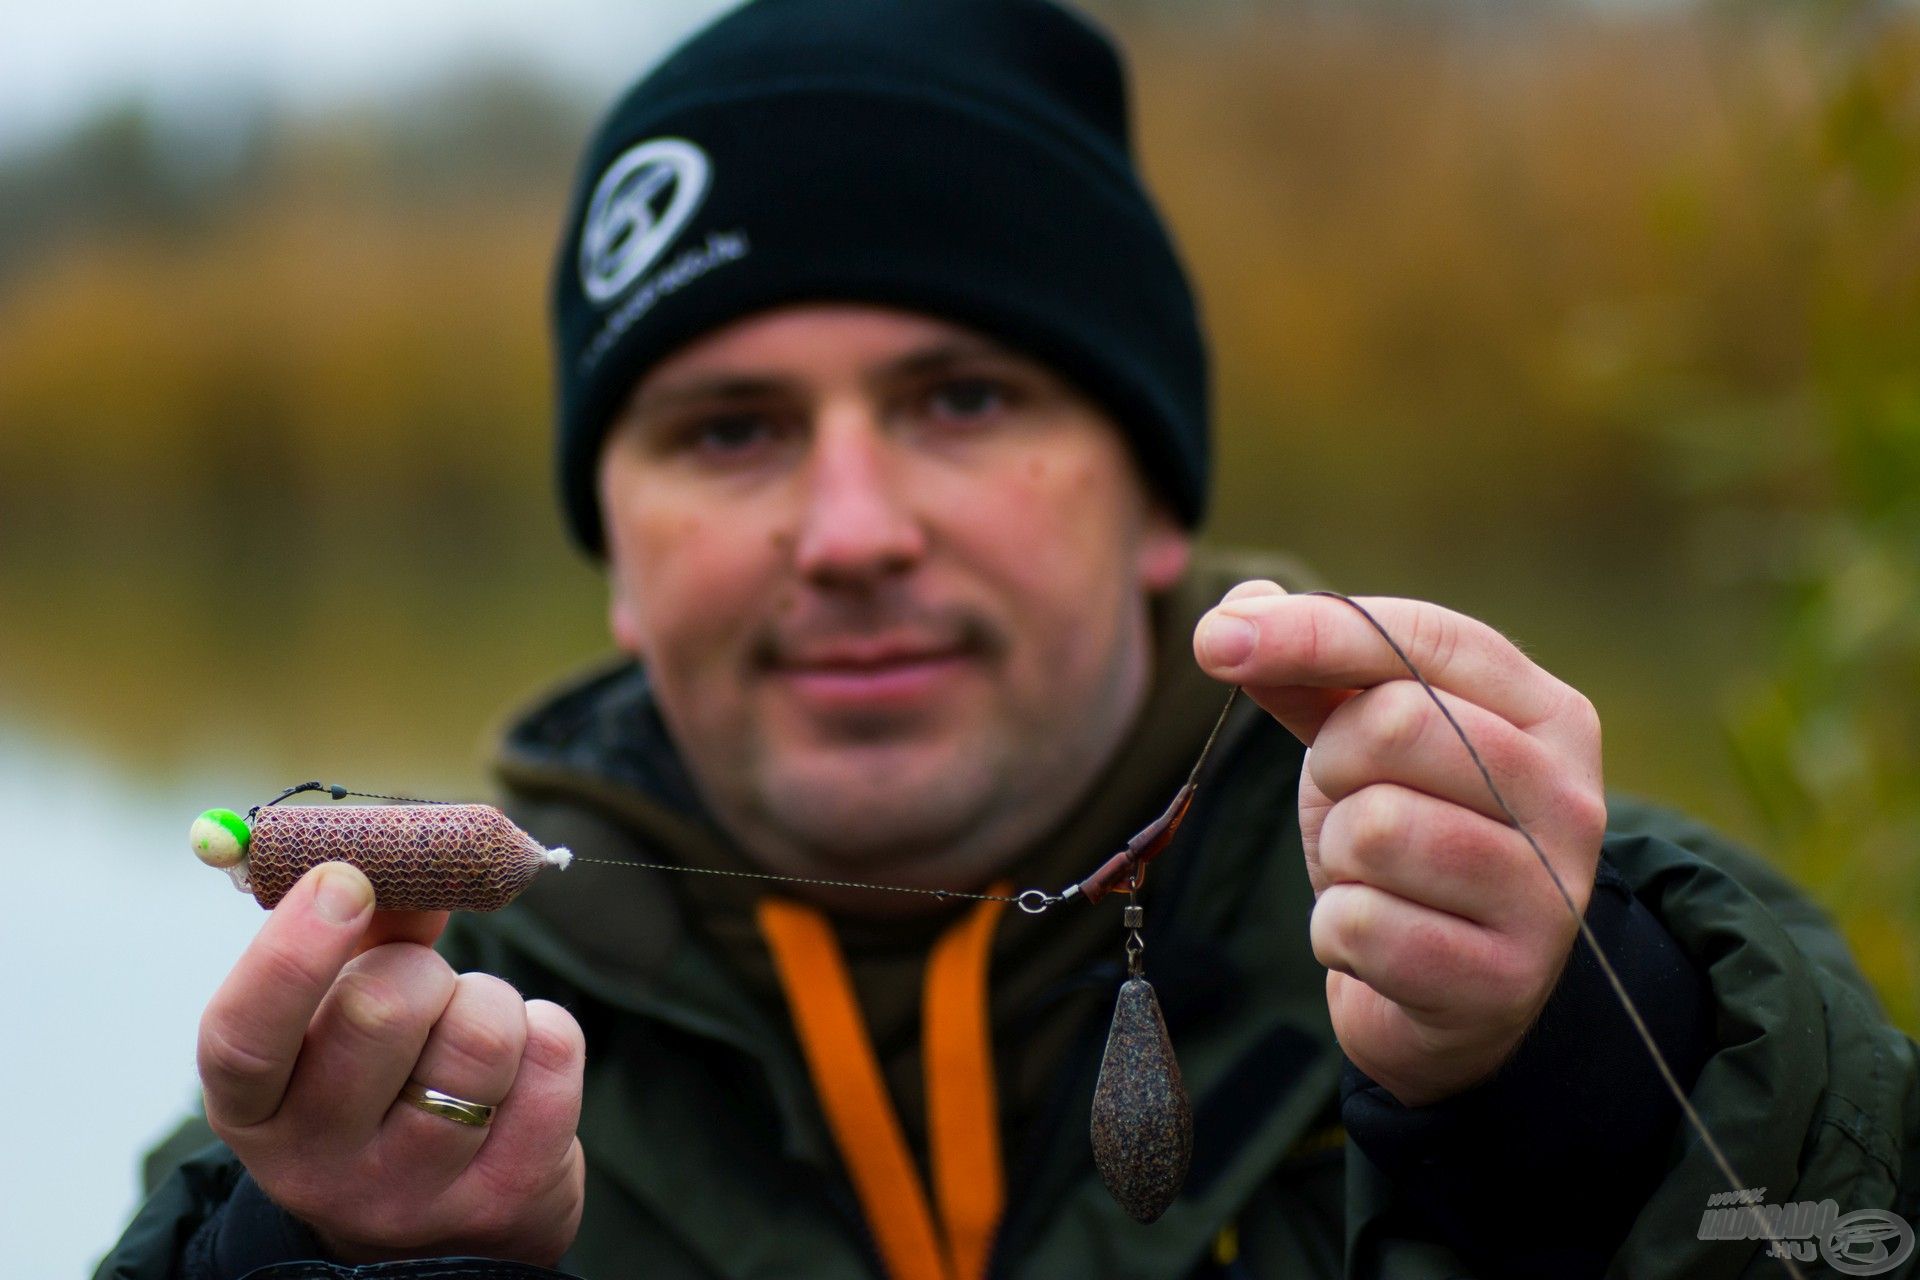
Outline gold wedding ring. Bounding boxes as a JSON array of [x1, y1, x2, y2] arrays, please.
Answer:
[[399, 1080, 497, 1128]]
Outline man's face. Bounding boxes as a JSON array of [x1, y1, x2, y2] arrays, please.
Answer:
[[598, 304, 1191, 892]]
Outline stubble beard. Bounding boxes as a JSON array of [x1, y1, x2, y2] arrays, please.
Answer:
[[707, 614, 1155, 896]]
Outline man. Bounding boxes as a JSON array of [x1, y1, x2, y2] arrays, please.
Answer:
[[100, 1, 1918, 1277]]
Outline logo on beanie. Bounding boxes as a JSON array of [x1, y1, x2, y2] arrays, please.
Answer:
[[579, 137, 711, 306]]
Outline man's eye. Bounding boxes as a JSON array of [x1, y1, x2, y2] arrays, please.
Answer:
[[683, 414, 778, 457], [926, 376, 1011, 422]]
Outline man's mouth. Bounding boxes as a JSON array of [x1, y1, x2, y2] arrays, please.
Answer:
[[765, 635, 979, 711]]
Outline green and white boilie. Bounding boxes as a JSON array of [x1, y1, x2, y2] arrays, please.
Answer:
[[190, 808, 252, 869], [189, 799, 569, 912]]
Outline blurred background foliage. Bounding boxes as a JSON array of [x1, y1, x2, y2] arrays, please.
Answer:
[[0, 0, 1913, 1028]]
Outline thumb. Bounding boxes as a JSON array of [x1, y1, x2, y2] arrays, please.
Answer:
[[1196, 581, 1355, 745]]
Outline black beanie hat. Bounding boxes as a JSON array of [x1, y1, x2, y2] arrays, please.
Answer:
[[551, 0, 1209, 555]]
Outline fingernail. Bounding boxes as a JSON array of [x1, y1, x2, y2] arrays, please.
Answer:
[[314, 863, 373, 924], [1221, 578, 1287, 604], [1201, 614, 1258, 668]]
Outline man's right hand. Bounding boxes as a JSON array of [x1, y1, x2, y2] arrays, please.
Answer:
[[197, 861, 586, 1266]]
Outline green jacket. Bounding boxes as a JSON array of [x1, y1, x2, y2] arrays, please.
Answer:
[[98, 554, 1919, 1279]]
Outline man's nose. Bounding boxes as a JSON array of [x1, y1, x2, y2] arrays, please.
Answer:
[[791, 408, 927, 586]]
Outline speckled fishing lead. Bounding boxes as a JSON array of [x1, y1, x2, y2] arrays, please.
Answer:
[[1090, 976, 1192, 1223]]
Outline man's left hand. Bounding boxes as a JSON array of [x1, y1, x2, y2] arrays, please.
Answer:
[[1194, 581, 1607, 1107]]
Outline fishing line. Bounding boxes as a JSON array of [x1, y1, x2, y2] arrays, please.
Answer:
[[564, 857, 1054, 910]]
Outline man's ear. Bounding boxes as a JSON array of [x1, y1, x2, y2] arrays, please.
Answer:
[[602, 491, 647, 657], [608, 577, 646, 655], [1137, 502, 1192, 593], [598, 416, 649, 657]]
